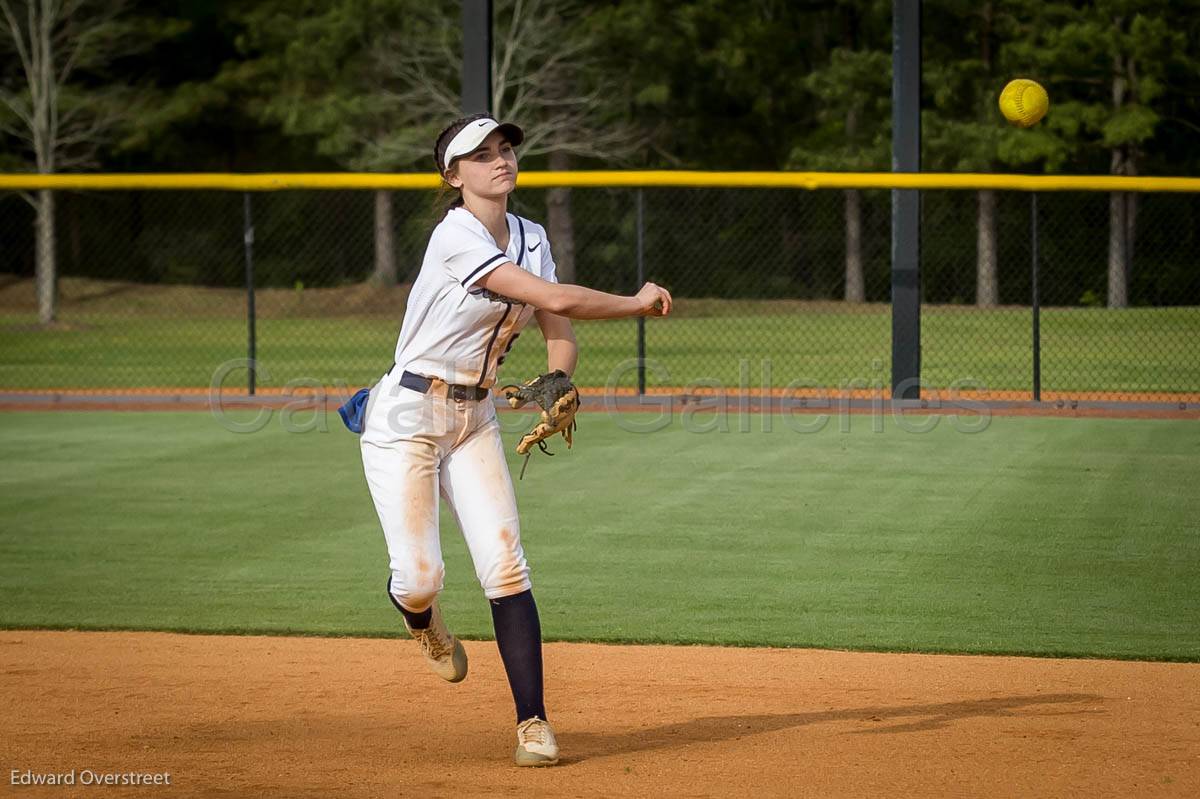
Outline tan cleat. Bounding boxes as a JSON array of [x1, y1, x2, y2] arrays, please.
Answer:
[[404, 603, 468, 683], [514, 716, 559, 767]]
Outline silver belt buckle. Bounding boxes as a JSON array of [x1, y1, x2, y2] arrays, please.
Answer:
[[451, 385, 470, 401]]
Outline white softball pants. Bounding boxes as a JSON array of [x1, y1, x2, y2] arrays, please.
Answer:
[[359, 372, 531, 612]]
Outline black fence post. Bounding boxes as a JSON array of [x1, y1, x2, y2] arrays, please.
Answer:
[[243, 193, 256, 396], [461, 0, 492, 114], [891, 0, 922, 400], [636, 188, 646, 396], [1031, 193, 1041, 402]]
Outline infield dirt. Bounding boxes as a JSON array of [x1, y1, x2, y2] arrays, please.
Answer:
[[3, 631, 1197, 797]]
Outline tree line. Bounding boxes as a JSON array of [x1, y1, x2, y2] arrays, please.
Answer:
[[3, 0, 1199, 323]]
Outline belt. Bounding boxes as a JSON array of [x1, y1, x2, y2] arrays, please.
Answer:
[[398, 369, 490, 402]]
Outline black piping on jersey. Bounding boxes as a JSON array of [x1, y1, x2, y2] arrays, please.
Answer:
[[477, 303, 512, 388], [497, 331, 520, 367], [513, 216, 527, 268], [462, 253, 506, 287], [474, 216, 526, 388]]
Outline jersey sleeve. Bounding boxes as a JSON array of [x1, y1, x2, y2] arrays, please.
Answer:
[[438, 222, 509, 289]]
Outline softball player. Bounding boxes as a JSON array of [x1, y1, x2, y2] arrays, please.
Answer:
[[355, 114, 671, 767]]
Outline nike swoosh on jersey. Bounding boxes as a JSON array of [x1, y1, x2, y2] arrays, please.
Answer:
[[527, 241, 541, 252]]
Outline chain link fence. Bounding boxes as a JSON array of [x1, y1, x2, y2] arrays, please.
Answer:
[[1, 182, 1197, 403]]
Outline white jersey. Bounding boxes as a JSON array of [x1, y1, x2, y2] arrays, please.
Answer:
[[393, 207, 557, 388]]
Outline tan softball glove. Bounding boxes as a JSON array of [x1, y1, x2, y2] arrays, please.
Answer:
[[500, 369, 580, 478]]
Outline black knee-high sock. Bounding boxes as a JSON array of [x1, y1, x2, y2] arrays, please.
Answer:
[[387, 577, 431, 629], [490, 590, 547, 723]]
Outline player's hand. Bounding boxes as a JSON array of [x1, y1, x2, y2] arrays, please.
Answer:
[[635, 282, 672, 317]]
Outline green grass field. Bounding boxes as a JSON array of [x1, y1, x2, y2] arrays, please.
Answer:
[[1, 303, 1198, 393], [1, 410, 1197, 660]]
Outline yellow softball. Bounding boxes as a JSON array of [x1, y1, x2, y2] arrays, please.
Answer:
[[999, 79, 1049, 128]]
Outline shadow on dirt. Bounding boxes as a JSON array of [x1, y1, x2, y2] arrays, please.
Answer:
[[564, 693, 1103, 762]]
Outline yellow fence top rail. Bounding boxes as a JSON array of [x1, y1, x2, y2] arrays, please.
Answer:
[[1, 171, 1198, 193]]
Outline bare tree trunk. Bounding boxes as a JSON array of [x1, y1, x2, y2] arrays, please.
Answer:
[[1107, 42, 1130, 309], [975, 3, 999, 309], [1124, 159, 1138, 299], [843, 189, 864, 303], [1107, 191, 1129, 308], [976, 189, 998, 307], [1107, 145, 1134, 308], [842, 98, 864, 303], [1126, 190, 1137, 268], [372, 190, 396, 284], [68, 193, 81, 272], [546, 149, 576, 283], [35, 190, 57, 324]]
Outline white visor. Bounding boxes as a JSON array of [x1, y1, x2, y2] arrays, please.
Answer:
[[442, 117, 524, 172]]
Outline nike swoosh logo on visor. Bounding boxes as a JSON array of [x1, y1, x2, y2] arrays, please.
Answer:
[[477, 121, 489, 126]]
